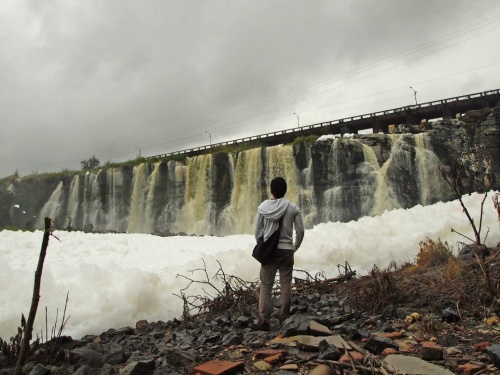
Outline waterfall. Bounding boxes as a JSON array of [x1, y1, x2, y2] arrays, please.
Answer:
[[82, 170, 103, 230], [220, 148, 263, 234], [144, 162, 162, 232], [66, 175, 80, 228], [371, 135, 404, 216], [265, 145, 299, 204], [299, 145, 318, 228], [105, 168, 126, 232], [359, 144, 380, 216], [180, 154, 215, 234], [128, 163, 153, 233], [415, 133, 449, 205], [38, 181, 64, 228]]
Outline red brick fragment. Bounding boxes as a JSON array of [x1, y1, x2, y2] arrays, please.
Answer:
[[263, 352, 284, 364], [193, 360, 245, 375], [456, 362, 485, 375], [381, 331, 404, 340], [421, 341, 443, 361], [473, 342, 490, 352], [381, 348, 398, 357], [339, 351, 364, 364], [253, 349, 286, 359]]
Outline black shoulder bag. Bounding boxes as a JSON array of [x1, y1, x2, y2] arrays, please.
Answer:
[[252, 217, 283, 265]]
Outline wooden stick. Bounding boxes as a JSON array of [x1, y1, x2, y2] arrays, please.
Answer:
[[15, 218, 52, 375]]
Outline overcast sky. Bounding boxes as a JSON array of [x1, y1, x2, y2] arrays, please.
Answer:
[[1, 1, 500, 178]]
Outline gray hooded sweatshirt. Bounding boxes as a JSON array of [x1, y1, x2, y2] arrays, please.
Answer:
[[255, 198, 305, 252]]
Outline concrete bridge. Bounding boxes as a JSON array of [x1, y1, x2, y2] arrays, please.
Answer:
[[147, 88, 500, 159]]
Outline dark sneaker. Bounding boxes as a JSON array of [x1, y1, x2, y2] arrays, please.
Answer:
[[249, 322, 270, 331]]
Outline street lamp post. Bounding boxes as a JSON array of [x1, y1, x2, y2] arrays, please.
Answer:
[[410, 87, 417, 105], [294, 113, 300, 128], [205, 131, 212, 146]]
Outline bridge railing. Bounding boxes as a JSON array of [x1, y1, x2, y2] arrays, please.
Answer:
[[145, 88, 500, 160]]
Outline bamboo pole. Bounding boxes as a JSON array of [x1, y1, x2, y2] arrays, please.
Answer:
[[15, 218, 52, 375]]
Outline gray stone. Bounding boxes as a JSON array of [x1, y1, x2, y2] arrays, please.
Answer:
[[384, 354, 455, 375], [69, 348, 104, 369], [235, 316, 252, 327], [364, 336, 399, 355], [29, 364, 51, 375], [485, 344, 500, 368], [104, 349, 128, 365], [222, 331, 243, 346], [100, 364, 119, 375], [309, 320, 331, 336], [73, 365, 90, 375], [119, 360, 155, 375]]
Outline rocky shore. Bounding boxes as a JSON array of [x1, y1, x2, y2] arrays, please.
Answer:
[[1, 286, 499, 374]]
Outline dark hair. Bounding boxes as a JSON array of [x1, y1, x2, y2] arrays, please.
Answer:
[[270, 177, 287, 198]]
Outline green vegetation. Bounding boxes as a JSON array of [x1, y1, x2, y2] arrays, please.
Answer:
[[80, 155, 100, 170]]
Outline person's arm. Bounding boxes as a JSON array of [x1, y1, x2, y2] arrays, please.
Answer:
[[293, 211, 305, 252], [255, 212, 264, 241]]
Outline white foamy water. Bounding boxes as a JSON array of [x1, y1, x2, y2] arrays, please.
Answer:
[[1, 193, 498, 340]]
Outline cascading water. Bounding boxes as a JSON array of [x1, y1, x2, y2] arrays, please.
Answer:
[[415, 133, 450, 205], [371, 135, 405, 216], [38, 181, 64, 227], [220, 148, 263, 235], [180, 154, 215, 234], [128, 163, 153, 233], [82, 170, 103, 230], [298, 145, 317, 227], [265, 145, 299, 204], [18, 130, 467, 234], [66, 175, 80, 228]]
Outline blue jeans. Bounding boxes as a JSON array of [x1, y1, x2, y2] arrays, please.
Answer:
[[258, 249, 294, 324]]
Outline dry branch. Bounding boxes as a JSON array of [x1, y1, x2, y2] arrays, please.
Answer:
[[15, 218, 52, 375]]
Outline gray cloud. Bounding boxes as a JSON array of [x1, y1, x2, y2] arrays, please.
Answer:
[[1, 0, 500, 176]]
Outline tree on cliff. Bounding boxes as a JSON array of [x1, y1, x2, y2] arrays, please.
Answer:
[[80, 155, 100, 170]]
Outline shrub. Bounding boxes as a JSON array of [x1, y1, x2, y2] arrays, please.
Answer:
[[416, 237, 455, 268]]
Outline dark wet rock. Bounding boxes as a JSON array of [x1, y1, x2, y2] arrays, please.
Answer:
[[364, 336, 399, 355], [100, 364, 119, 375], [382, 304, 397, 319], [215, 315, 230, 326], [73, 365, 90, 375], [338, 323, 361, 340], [69, 348, 104, 369], [235, 315, 252, 328], [485, 344, 500, 368], [222, 331, 243, 346], [318, 339, 342, 361], [161, 349, 196, 368], [441, 308, 461, 323], [29, 364, 51, 375], [104, 349, 128, 365], [119, 360, 155, 375]]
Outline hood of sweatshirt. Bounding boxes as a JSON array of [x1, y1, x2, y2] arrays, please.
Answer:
[[257, 198, 289, 221]]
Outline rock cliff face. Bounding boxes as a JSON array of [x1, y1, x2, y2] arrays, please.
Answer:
[[3, 107, 500, 235]]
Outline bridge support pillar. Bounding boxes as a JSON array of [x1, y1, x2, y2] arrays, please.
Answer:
[[442, 104, 451, 119], [372, 119, 388, 134]]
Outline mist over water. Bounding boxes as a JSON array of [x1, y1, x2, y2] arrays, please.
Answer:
[[1, 192, 498, 340]]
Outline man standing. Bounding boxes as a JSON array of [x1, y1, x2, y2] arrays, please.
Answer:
[[251, 177, 305, 331]]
